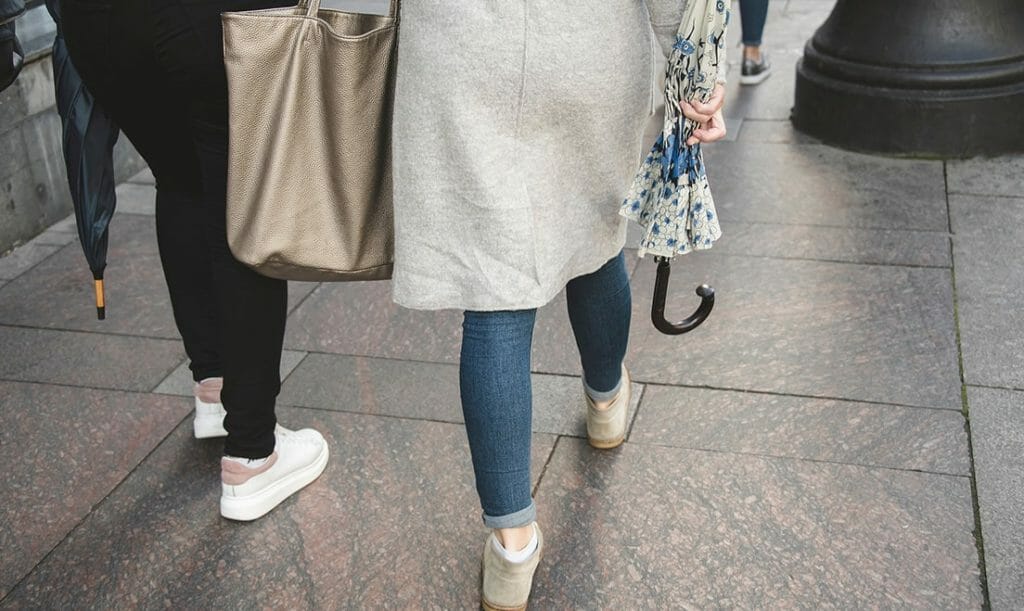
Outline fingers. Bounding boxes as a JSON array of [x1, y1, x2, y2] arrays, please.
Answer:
[[690, 83, 725, 116], [686, 113, 727, 145], [680, 100, 712, 125]]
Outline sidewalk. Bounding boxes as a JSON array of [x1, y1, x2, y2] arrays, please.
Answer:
[[1, 1, 1021, 608]]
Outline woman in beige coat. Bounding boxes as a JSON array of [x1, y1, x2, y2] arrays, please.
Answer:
[[392, 1, 727, 607]]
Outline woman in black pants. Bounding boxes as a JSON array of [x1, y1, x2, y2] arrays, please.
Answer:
[[61, 0, 328, 521]]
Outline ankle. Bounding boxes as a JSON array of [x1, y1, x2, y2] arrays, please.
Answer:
[[195, 377, 224, 404], [496, 524, 535, 553], [743, 45, 762, 61]]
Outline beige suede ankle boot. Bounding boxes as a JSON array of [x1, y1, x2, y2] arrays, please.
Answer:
[[481, 523, 543, 611], [585, 365, 631, 449]]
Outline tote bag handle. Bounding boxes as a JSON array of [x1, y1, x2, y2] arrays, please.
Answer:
[[297, 0, 399, 19]]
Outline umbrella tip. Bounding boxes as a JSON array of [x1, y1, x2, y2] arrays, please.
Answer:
[[94, 278, 105, 321]]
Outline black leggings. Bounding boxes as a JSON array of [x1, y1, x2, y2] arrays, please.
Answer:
[[62, 0, 292, 458]]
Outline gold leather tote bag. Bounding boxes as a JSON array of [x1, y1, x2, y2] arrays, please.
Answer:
[[221, 0, 398, 281]]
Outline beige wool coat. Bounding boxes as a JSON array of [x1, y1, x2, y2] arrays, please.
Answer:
[[392, 0, 700, 311]]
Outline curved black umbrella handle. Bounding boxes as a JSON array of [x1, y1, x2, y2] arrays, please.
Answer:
[[651, 257, 715, 335]]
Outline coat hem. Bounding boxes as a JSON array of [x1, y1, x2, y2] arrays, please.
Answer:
[[392, 237, 629, 312]]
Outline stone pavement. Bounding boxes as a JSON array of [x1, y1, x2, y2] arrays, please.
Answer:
[[0, 0, 1021, 608]]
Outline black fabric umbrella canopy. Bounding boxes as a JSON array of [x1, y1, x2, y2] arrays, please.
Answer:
[[0, 0, 25, 91], [46, 0, 120, 319]]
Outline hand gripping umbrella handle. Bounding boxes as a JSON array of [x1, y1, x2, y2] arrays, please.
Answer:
[[651, 257, 714, 335]]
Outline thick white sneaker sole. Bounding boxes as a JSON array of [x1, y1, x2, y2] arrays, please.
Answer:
[[220, 441, 329, 521], [193, 399, 228, 439]]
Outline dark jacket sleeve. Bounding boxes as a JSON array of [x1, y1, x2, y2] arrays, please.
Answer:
[[0, 0, 25, 91], [0, 0, 26, 24]]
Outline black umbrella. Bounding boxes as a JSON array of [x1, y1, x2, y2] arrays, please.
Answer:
[[46, 0, 120, 320], [0, 0, 25, 91]]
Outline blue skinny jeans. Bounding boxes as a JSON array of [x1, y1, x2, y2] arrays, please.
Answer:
[[739, 0, 770, 46], [460, 252, 632, 529]]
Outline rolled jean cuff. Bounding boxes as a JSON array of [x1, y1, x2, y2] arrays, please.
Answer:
[[742, 38, 763, 46], [584, 377, 623, 403], [483, 500, 537, 530]]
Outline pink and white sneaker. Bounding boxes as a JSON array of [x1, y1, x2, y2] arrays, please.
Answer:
[[220, 426, 329, 521], [193, 377, 228, 439]]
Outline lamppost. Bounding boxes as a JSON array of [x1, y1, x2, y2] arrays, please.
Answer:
[[793, 0, 1024, 157]]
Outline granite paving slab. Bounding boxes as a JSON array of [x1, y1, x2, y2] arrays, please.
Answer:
[[722, 51, 801, 122], [28, 226, 77, 248], [0, 241, 61, 280], [0, 326, 183, 392], [47, 214, 79, 234], [703, 142, 948, 231], [279, 353, 644, 438], [284, 281, 464, 363], [153, 349, 308, 397], [968, 386, 1024, 610], [126, 168, 156, 185], [738, 119, 822, 145], [531, 439, 982, 608], [0, 213, 319, 340], [950, 195, 1024, 388], [631, 385, 970, 474], [0, 214, 178, 337], [625, 253, 962, 409], [113, 182, 156, 216], [712, 221, 951, 267], [0, 382, 191, 599], [1, 407, 557, 609], [947, 154, 1024, 199]]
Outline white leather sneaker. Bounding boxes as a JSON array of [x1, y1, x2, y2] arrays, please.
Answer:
[[220, 426, 329, 521], [585, 366, 631, 449], [193, 377, 227, 439]]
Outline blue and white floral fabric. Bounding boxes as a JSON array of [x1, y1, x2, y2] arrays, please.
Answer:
[[622, 0, 730, 257]]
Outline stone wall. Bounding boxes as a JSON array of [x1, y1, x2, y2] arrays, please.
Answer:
[[0, 13, 144, 254]]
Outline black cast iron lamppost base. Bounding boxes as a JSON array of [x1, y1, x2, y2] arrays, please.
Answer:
[[793, 0, 1024, 158]]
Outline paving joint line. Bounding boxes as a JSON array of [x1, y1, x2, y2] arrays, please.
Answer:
[[624, 438, 972, 479], [623, 379, 964, 414], [717, 218, 952, 235], [0, 377, 189, 396], [0, 239, 75, 286], [288, 282, 324, 316], [964, 382, 1024, 394], [705, 251, 952, 270], [532, 436, 562, 498], [947, 194, 992, 607], [0, 409, 191, 604], [947, 191, 1024, 201], [0, 322, 181, 343]]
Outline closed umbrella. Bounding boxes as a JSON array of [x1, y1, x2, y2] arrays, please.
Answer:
[[0, 0, 25, 91], [46, 0, 120, 319], [622, 0, 729, 335]]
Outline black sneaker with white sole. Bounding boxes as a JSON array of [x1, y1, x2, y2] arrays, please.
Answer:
[[740, 55, 772, 85]]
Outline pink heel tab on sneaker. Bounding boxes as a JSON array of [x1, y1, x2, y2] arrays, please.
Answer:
[[221, 453, 278, 485], [194, 377, 224, 404]]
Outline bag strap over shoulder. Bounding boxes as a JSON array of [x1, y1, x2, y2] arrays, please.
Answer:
[[298, 0, 399, 19]]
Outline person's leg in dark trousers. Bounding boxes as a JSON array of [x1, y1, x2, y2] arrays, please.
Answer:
[[739, 0, 770, 48], [151, 0, 292, 458], [62, 0, 289, 457], [61, 0, 222, 383], [738, 0, 772, 84]]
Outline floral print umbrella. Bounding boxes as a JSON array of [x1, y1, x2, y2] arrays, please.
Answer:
[[621, 0, 730, 334], [623, 0, 729, 257]]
